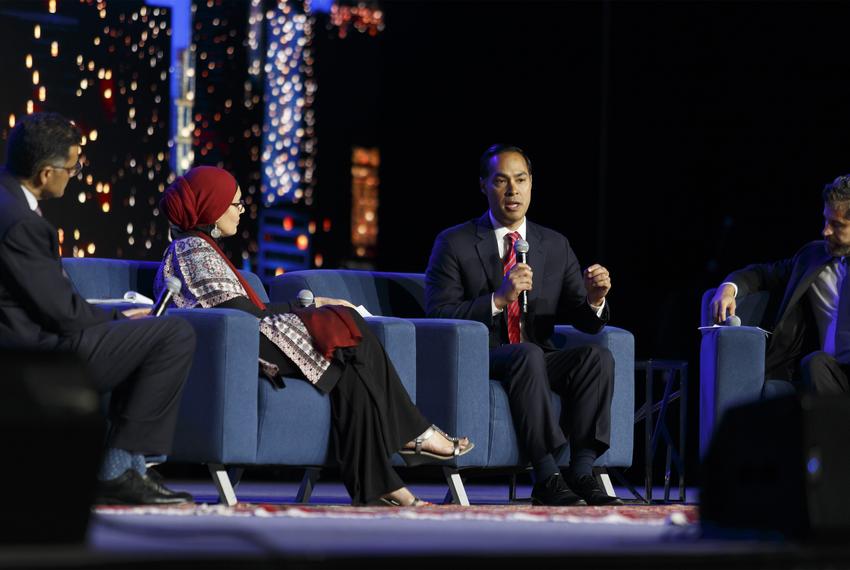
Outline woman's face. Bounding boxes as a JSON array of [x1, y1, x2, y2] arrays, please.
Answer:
[[215, 186, 243, 237]]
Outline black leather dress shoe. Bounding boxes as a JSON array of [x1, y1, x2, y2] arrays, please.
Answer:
[[531, 473, 587, 506], [567, 474, 624, 506], [144, 468, 194, 502], [95, 469, 194, 506]]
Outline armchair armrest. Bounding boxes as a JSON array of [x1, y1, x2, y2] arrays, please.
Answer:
[[364, 316, 416, 400], [407, 318, 490, 467], [165, 308, 261, 464], [552, 325, 635, 467], [699, 326, 767, 456]]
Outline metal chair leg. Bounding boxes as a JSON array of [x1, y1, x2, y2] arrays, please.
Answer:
[[593, 468, 616, 498], [296, 467, 321, 504], [443, 467, 470, 506], [608, 466, 647, 503], [208, 463, 238, 506]]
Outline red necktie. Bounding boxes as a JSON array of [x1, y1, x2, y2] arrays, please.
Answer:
[[503, 231, 521, 344]]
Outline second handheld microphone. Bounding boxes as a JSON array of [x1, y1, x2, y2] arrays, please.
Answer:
[[152, 276, 181, 317]]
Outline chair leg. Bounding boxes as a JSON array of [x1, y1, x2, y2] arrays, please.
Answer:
[[228, 467, 244, 489], [208, 464, 238, 506], [443, 467, 470, 506], [593, 467, 616, 497], [607, 466, 647, 503], [296, 467, 321, 504], [508, 473, 518, 502]]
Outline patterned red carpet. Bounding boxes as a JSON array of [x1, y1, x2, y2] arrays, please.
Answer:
[[95, 503, 698, 525]]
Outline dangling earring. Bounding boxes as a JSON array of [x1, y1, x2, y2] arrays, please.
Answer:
[[210, 225, 222, 239]]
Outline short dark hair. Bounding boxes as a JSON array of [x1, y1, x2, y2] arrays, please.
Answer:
[[5, 112, 82, 179], [822, 174, 850, 214], [479, 144, 533, 179]]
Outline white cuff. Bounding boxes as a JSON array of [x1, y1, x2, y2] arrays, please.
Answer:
[[491, 293, 504, 316], [720, 282, 738, 297], [589, 297, 605, 318]]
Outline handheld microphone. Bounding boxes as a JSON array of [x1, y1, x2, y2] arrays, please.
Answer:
[[297, 289, 315, 308], [514, 239, 530, 314], [724, 314, 741, 327], [152, 276, 181, 317]]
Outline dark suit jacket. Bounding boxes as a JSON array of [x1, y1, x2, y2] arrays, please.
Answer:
[[0, 169, 116, 351], [725, 240, 833, 380], [425, 212, 608, 350]]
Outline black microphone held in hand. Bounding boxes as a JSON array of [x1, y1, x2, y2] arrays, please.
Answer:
[[152, 276, 181, 317], [514, 238, 530, 314]]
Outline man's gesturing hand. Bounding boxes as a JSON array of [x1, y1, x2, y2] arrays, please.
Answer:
[[710, 284, 737, 324], [585, 264, 611, 307], [494, 263, 532, 310]]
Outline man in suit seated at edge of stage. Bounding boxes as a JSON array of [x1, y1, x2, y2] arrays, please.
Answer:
[[711, 174, 850, 395], [425, 144, 622, 506], [0, 112, 196, 505]]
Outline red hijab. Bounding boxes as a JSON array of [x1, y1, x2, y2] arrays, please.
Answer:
[[161, 166, 267, 310]]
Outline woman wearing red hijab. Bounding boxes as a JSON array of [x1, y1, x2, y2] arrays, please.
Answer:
[[155, 166, 472, 506]]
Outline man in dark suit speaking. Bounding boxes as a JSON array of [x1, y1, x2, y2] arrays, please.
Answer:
[[0, 113, 195, 504], [425, 144, 620, 506], [710, 175, 850, 395]]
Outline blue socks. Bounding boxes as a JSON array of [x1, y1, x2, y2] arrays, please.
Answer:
[[98, 448, 147, 481], [533, 449, 597, 482], [132, 453, 147, 474], [532, 454, 560, 482], [568, 448, 597, 479]]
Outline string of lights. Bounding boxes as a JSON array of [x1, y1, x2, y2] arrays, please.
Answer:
[[327, 1, 384, 39], [0, 0, 383, 274], [1, 0, 173, 261], [256, 0, 320, 280], [261, 2, 317, 207]]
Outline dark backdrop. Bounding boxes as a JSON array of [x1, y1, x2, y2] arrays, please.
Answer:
[[314, 0, 850, 482]]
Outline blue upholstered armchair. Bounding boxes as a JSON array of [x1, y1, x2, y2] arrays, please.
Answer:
[[271, 270, 634, 504], [699, 289, 792, 455], [62, 258, 418, 506]]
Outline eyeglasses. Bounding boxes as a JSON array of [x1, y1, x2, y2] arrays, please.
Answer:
[[50, 160, 83, 178], [230, 200, 246, 214]]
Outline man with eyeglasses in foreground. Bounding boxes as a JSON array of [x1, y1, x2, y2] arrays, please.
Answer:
[[0, 112, 196, 505]]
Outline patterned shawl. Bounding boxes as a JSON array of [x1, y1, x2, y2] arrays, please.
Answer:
[[155, 236, 331, 384]]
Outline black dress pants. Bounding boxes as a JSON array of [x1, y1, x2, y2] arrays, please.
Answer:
[[801, 351, 850, 394], [489, 342, 615, 462], [70, 316, 195, 455], [258, 307, 431, 505]]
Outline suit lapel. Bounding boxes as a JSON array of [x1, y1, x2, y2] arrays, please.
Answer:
[[525, 222, 546, 309], [474, 213, 504, 294], [781, 247, 832, 319]]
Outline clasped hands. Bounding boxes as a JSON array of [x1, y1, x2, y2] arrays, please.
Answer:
[[315, 297, 356, 309], [493, 263, 612, 310]]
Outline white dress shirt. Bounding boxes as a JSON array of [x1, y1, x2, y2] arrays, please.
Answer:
[[488, 211, 605, 342], [723, 259, 843, 355], [20, 185, 38, 211]]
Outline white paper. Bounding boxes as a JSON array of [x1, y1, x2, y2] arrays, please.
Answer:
[[355, 305, 373, 318], [698, 324, 771, 334], [123, 291, 154, 304], [87, 291, 154, 305]]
